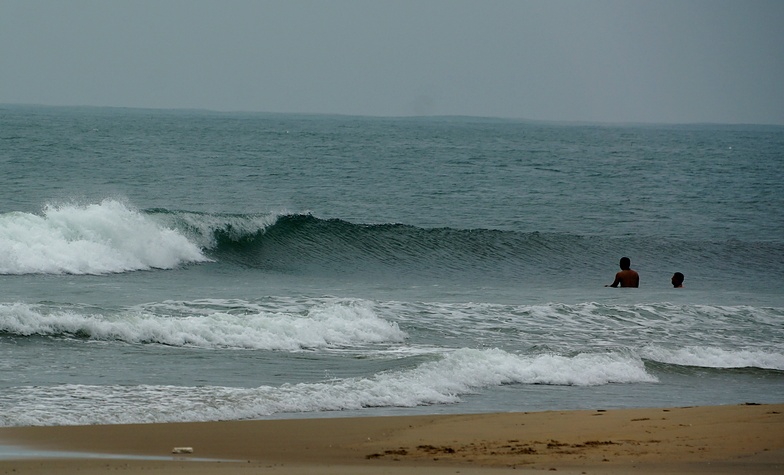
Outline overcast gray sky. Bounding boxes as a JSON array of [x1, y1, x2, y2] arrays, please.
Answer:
[[1, 0, 782, 124]]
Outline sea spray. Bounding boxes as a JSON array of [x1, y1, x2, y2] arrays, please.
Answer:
[[0, 200, 207, 274]]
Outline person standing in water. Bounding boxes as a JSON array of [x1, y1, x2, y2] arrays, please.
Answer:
[[671, 272, 684, 288], [606, 257, 640, 288]]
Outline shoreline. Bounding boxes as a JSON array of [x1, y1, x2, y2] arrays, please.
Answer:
[[1, 403, 782, 474]]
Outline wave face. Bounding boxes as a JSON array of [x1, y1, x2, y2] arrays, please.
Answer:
[[197, 212, 594, 278], [4, 200, 780, 290]]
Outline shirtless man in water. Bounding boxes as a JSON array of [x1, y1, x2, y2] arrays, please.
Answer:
[[606, 257, 639, 288]]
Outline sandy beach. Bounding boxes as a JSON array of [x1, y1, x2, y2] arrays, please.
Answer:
[[0, 403, 782, 474]]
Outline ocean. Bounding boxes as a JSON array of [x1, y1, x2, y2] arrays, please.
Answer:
[[1, 105, 782, 427]]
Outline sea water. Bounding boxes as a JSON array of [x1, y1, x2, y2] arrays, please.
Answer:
[[1, 105, 782, 426]]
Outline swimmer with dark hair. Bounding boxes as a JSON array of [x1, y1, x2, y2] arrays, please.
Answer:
[[606, 257, 640, 288]]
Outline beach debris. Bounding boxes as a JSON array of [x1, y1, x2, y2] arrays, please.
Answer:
[[172, 446, 194, 454]]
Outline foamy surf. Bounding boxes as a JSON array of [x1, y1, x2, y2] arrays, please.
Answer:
[[0, 348, 656, 426], [0, 200, 208, 274], [0, 299, 407, 350], [641, 345, 784, 370]]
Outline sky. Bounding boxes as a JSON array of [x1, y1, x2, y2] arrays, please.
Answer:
[[1, 0, 783, 124]]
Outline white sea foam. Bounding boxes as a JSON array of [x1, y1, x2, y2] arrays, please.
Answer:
[[385, 300, 784, 352], [0, 348, 656, 426], [0, 200, 208, 274], [0, 300, 407, 350], [159, 209, 279, 249], [641, 345, 784, 370]]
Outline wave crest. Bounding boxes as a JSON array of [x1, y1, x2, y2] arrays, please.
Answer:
[[0, 348, 655, 426], [0, 200, 208, 274], [0, 299, 407, 350]]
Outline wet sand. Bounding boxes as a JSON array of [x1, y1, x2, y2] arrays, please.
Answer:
[[1, 403, 782, 474]]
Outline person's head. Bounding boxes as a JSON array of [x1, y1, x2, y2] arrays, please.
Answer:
[[672, 272, 684, 288], [619, 257, 631, 270]]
